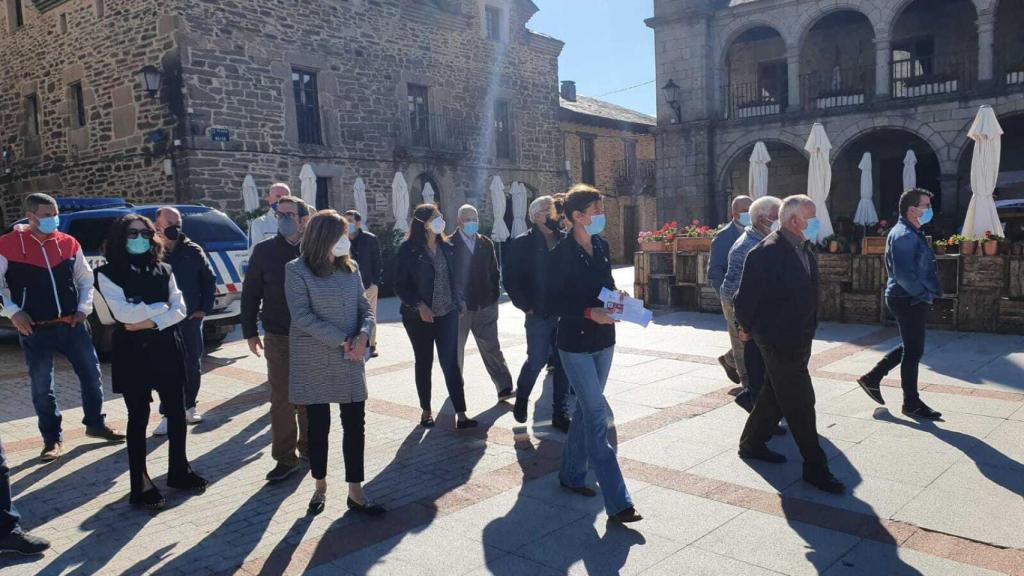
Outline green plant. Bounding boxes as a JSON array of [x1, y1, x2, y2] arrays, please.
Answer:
[[933, 239, 947, 250], [980, 230, 1004, 244], [679, 219, 715, 238], [822, 234, 849, 252]]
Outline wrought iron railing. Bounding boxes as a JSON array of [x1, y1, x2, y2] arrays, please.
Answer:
[[400, 110, 471, 154], [800, 65, 874, 111], [613, 159, 655, 193], [891, 51, 974, 99], [722, 80, 787, 120]]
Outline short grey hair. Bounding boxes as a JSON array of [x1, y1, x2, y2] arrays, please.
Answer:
[[780, 194, 815, 224], [528, 195, 553, 221], [268, 182, 291, 196], [749, 196, 781, 224], [155, 206, 181, 221], [458, 204, 479, 221]]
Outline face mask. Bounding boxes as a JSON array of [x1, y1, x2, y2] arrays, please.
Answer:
[[278, 217, 299, 238], [463, 221, 479, 236], [738, 212, 751, 227], [802, 217, 820, 242], [770, 220, 781, 233], [37, 215, 60, 235], [347, 222, 358, 235], [163, 225, 181, 241], [127, 237, 151, 255], [430, 217, 445, 234], [270, 202, 279, 213], [545, 218, 561, 233], [332, 235, 351, 257], [584, 214, 606, 236], [918, 207, 933, 225]]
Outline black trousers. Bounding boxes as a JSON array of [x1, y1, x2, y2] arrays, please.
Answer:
[[306, 402, 365, 483], [0, 440, 18, 538], [123, 382, 189, 496], [866, 296, 928, 405], [401, 309, 467, 413], [740, 339, 827, 473]]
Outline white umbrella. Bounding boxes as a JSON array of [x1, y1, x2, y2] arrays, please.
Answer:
[[299, 164, 317, 208], [242, 174, 259, 212], [511, 182, 528, 237], [804, 123, 835, 243], [854, 152, 879, 226], [353, 177, 368, 224], [422, 181, 436, 205], [963, 105, 1004, 238], [903, 150, 918, 191], [489, 176, 510, 242], [748, 142, 771, 199], [391, 172, 410, 233]]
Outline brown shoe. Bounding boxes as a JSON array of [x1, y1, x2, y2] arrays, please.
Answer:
[[40, 441, 63, 462], [85, 425, 127, 443]]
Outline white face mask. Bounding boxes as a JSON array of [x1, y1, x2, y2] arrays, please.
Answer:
[[430, 217, 446, 234], [332, 235, 351, 257], [770, 220, 781, 233]]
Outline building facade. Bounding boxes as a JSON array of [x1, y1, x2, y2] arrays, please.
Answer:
[[559, 81, 656, 263], [649, 0, 1024, 232], [0, 0, 565, 233]]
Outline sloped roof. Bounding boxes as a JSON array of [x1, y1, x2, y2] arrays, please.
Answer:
[[559, 95, 656, 132]]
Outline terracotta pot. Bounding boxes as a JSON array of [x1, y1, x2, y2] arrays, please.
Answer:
[[674, 237, 713, 253], [982, 241, 1000, 256], [960, 240, 977, 255], [829, 241, 839, 254], [934, 244, 946, 255], [639, 240, 672, 253], [1013, 243, 1024, 256]]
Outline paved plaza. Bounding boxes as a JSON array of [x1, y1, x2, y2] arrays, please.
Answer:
[[0, 267, 1022, 575]]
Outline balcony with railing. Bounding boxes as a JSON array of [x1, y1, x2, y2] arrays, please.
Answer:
[[613, 158, 656, 194], [722, 79, 787, 120], [801, 65, 874, 112], [398, 110, 471, 156], [891, 51, 975, 99]]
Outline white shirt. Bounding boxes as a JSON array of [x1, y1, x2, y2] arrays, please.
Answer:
[[248, 213, 279, 253], [95, 270, 187, 331]]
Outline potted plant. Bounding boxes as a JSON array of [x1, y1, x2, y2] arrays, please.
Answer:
[[1013, 241, 1024, 256], [674, 219, 715, 252], [822, 234, 849, 254], [861, 220, 890, 255], [960, 235, 978, 255], [638, 221, 678, 252], [933, 239, 947, 255], [980, 231, 1003, 256]]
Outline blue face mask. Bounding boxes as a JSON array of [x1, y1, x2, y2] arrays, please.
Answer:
[[126, 237, 151, 255], [270, 202, 279, 213], [463, 221, 479, 236], [919, 207, 933, 225], [738, 212, 751, 227], [37, 215, 60, 235], [802, 217, 820, 242], [585, 214, 607, 236]]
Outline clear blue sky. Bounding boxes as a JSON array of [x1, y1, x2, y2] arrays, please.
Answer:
[[530, 1, 656, 117]]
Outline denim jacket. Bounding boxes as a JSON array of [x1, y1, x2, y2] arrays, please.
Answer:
[[885, 218, 941, 304], [707, 221, 743, 295], [720, 226, 766, 302]]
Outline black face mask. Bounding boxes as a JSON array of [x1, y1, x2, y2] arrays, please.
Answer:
[[163, 225, 181, 241], [544, 218, 561, 233]]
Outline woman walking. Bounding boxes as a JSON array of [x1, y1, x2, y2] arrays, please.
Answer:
[[395, 204, 477, 430], [549, 185, 641, 523], [285, 210, 385, 516], [95, 215, 207, 511]]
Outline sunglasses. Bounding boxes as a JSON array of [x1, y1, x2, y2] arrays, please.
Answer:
[[126, 229, 155, 240]]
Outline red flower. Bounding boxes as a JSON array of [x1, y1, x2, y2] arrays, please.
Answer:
[[879, 220, 889, 227], [692, 219, 701, 226]]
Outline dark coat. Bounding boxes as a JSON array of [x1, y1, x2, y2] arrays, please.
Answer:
[[452, 232, 500, 311], [548, 234, 616, 353], [241, 234, 301, 338], [394, 239, 464, 312], [503, 227, 559, 318], [350, 230, 383, 289], [163, 234, 216, 316]]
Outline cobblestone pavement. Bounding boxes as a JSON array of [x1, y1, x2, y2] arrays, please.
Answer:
[[1, 268, 1022, 575]]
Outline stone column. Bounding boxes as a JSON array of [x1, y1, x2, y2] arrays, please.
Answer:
[[977, 13, 995, 85], [875, 35, 891, 99], [787, 49, 801, 111]]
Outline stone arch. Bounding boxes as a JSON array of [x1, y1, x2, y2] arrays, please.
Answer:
[[411, 172, 442, 209], [717, 137, 809, 210], [717, 129, 809, 191], [830, 116, 953, 174], [793, 4, 881, 51], [716, 21, 791, 70], [886, 0, 980, 39]]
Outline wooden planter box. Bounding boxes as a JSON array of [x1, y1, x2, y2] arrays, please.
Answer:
[[648, 252, 675, 276], [957, 288, 1001, 332], [842, 292, 881, 324], [639, 241, 673, 253], [862, 237, 886, 255], [675, 237, 712, 253], [818, 282, 843, 322], [671, 285, 699, 311], [646, 275, 675, 308], [927, 297, 958, 330], [675, 253, 699, 285], [997, 298, 1024, 334], [699, 286, 722, 313], [936, 256, 959, 296], [697, 252, 712, 286], [851, 255, 886, 293], [1009, 257, 1024, 299], [633, 283, 646, 301], [817, 254, 852, 283], [960, 254, 1005, 290]]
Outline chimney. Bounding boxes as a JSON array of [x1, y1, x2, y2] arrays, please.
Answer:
[[560, 80, 577, 102]]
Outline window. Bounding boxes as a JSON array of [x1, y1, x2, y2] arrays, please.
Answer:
[[893, 37, 935, 80], [485, 5, 502, 42], [581, 136, 595, 185], [624, 140, 637, 181], [25, 94, 39, 136], [494, 100, 512, 160], [315, 177, 331, 211], [13, 0, 24, 29], [756, 60, 787, 104], [70, 82, 86, 128], [291, 69, 322, 145], [408, 84, 430, 147]]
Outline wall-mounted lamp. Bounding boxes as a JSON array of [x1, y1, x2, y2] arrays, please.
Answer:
[[136, 65, 163, 99], [662, 79, 682, 125]]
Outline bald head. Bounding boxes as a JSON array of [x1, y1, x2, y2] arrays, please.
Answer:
[[731, 195, 753, 222]]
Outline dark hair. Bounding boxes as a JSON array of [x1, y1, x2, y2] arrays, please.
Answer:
[[277, 195, 310, 218], [300, 210, 357, 277], [344, 210, 362, 223], [563, 184, 602, 224], [405, 203, 445, 248], [899, 188, 934, 220], [103, 214, 164, 267], [23, 193, 57, 214]]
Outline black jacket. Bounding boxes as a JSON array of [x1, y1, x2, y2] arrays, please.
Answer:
[[241, 234, 301, 338], [733, 231, 819, 347], [164, 234, 216, 316], [350, 230, 383, 289], [394, 239, 464, 312], [452, 232, 500, 311], [549, 234, 615, 353], [503, 227, 558, 318]]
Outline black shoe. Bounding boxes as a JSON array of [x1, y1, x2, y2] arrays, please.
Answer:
[[738, 444, 787, 464], [551, 414, 571, 433], [347, 497, 386, 516], [857, 376, 885, 405], [0, 526, 50, 556], [420, 415, 435, 428], [265, 462, 299, 483], [129, 487, 166, 511], [560, 481, 597, 497], [803, 470, 846, 494], [902, 402, 942, 420], [307, 490, 326, 516], [168, 470, 208, 493], [734, 390, 754, 413], [370, 347, 379, 359], [612, 507, 643, 523], [718, 355, 741, 384], [773, 424, 788, 436], [456, 418, 478, 430], [497, 387, 514, 402], [85, 425, 127, 443], [512, 399, 528, 424]]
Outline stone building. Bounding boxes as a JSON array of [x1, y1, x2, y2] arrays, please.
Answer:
[[648, 0, 1024, 232], [559, 81, 656, 263], [0, 0, 566, 234]]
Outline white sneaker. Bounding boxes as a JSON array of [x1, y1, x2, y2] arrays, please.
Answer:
[[186, 407, 203, 424], [153, 417, 168, 436]]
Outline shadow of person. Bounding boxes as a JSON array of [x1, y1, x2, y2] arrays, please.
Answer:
[[9, 441, 112, 495]]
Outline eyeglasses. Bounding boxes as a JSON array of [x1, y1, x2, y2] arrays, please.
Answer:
[[275, 211, 298, 220], [126, 229, 155, 240]]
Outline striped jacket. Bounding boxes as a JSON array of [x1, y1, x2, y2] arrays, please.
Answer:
[[720, 226, 766, 302]]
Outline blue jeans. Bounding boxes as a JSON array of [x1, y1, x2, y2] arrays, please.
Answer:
[[0, 440, 19, 538], [161, 317, 203, 414], [514, 315, 569, 417], [558, 346, 633, 516], [20, 322, 106, 443]]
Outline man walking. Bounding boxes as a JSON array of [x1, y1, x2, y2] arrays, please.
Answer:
[[734, 195, 844, 494], [504, 196, 571, 431], [856, 189, 942, 420], [248, 183, 291, 252], [153, 206, 217, 434], [452, 204, 514, 400], [709, 195, 752, 386], [345, 210, 382, 358], [0, 193, 124, 461], [0, 438, 50, 556], [242, 196, 310, 482]]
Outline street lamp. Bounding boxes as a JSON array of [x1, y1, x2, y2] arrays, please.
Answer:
[[662, 79, 682, 124], [136, 65, 163, 98]]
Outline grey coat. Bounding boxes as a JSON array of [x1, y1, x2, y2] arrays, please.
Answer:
[[285, 259, 375, 405]]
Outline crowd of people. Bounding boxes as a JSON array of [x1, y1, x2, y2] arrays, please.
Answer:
[[0, 181, 946, 555]]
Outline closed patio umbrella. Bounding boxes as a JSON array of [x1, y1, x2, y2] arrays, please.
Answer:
[[748, 142, 771, 199], [854, 152, 879, 226], [903, 150, 917, 191], [242, 174, 259, 212], [299, 164, 317, 208], [963, 105, 1004, 238], [511, 182, 528, 237], [392, 172, 410, 233], [804, 123, 835, 243], [422, 181, 436, 205], [489, 176, 510, 242], [353, 177, 368, 223]]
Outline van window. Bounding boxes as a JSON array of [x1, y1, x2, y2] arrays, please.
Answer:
[[66, 217, 119, 254], [181, 210, 247, 245]]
